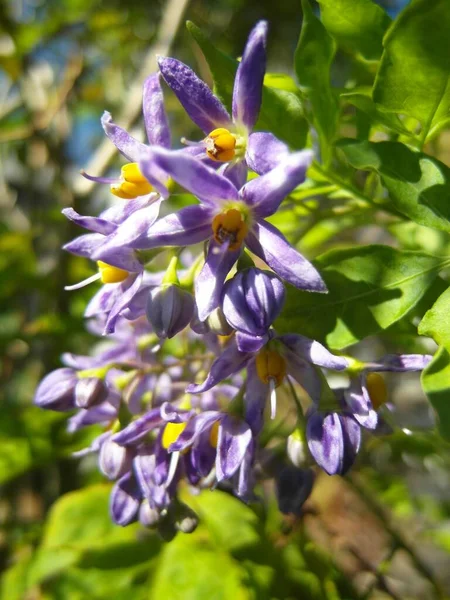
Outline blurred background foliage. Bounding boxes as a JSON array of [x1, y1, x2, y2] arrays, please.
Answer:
[[1, 0, 450, 598]]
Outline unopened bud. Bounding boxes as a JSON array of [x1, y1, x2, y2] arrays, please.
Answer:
[[276, 467, 314, 516], [74, 377, 108, 409], [146, 284, 195, 339], [174, 502, 199, 534], [139, 500, 161, 527], [287, 428, 307, 468], [99, 437, 134, 480]]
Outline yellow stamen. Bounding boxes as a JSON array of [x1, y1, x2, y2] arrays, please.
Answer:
[[110, 162, 153, 199], [97, 261, 129, 284], [162, 421, 187, 450], [255, 348, 287, 387], [212, 208, 248, 251], [209, 421, 220, 448], [366, 372, 388, 411], [205, 128, 236, 162]]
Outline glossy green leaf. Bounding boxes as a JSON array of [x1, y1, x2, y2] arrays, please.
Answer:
[[317, 0, 391, 60], [373, 0, 450, 143], [275, 245, 449, 349], [338, 139, 450, 232], [341, 90, 411, 136], [419, 287, 450, 348], [186, 21, 308, 149], [295, 0, 338, 165], [421, 348, 450, 440]]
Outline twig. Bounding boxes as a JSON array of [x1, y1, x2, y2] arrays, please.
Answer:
[[73, 0, 191, 197]]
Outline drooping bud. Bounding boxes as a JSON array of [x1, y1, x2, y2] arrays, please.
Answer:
[[99, 437, 134, 480], [97, 261, 129, 284], [211, 209, 248, 251], [110, 163, 153, 199], [205, 128, 236, 162], [110, 473, 140, 526], [139, 499, 161, 527], [222, 268, 285, 337], [276, 466, 314, 516], [173, 502, 199, 534], [34, 368, 77, 411], [74, 377, 109, 409], [146, 284, 195, 339]]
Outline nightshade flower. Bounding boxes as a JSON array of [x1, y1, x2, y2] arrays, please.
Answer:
[[158, 21, 290, 187], [344, 353, 433, 430], [94, 147, 321, 321], [62, 198, 161, 333]]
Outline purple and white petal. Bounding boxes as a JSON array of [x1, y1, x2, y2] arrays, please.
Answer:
[[344, 376, 378, 430], [284, 353, 323, 404], [110, 472, 141, 526], [34, 368, 76, 411], [169, 412, 221, 452], [216, 415, 253, 480], [62, 208, 117, 236], [278, 333, 348, 371], [146, 147, 239, 206], [63, 233, 105, 258], [111, 406, 165, 446], [158, 57, 232, 133], [219, 161, 248, 190], [246, 220, 327, 292], [339, 414, 361, 475], [104, 273, 143, 334], [142, 73, 171, 148], [101, 111, 147, 162], [241, 150, 313, 218], [186, 340, 251, 394], [195, 241, 241, 321], [235, 331, 268, 353], [99, 194, 160, 225], [244, 361, 269, 434], [246, 132, 290, 175], [232, 21, 268, 131], [365, 354, 433, 373], [306, 411, 344, 476], [84, 285, 120, 318]]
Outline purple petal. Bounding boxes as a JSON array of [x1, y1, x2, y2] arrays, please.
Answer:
[[339, 415, 361, 475], [191, 431, 217, 477], [84, 284, 120, 318], [236, 440, 254, 499], [67, 402, 118, 433], [146, 285, 195, 339], [99, 437, 134, 480], [365, 354, 433, 372], [34, 368, 76, 411], [142, 73, 171, 148], [246, 132, 290, 175], [145, 147, 239, 206], [244, 361, 269, 434], [104, 273, 143, 335], [278, 334, 348, 370], [344, 376, 378, 430], [93, 198, 162, 257], [232, 21, 268, 131], [246, 220, 327, 292], [158, 57, 232, 133], [62, 208, 117, 236], [133, 444, 156, 499], [100, 195, 160, 225], [235, 331, 268, 353], [110, 472, 140, 526], [169, 412, 221, 452], [112, 406, 165, 446], [101, 111, 147, 162], [216, 415, 253, 480], [284, 356, 323, 404], [219, 161, 248, 189], [152, 434, 170, 486], [186, 340, 251, 393], [241, 150, 313, 218], [63, 233, 105, 258], [195, 241, 241, 321], [306, 412, 344, 476]]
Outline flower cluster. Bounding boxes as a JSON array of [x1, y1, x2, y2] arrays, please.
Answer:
[[34, 21, 432, 536]]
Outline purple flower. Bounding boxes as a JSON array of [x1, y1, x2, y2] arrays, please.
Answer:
[[344, 353, 433, 430], [94, 147, 320, 321], [146, 284, 195, 339], [62, 199, 161, 334], [221, 268, 285, 352], [158, 21, 290, 187]]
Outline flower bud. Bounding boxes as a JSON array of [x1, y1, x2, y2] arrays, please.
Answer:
[[222, 268, 285, 337], [34, 368, 77, 411], [173, 502, 199, 534], [99, 437, 134, 480], [110, 473, 140, 526], [276, 466, 314, 516], [74, 377, 109, 409], [207, 306, 233, 336], [139, 499, 161, 527], [146, 284, 195, 339], [287, 428, 308, 468]]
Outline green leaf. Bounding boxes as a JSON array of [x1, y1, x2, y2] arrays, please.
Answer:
[[295, 0, 338, 165], [419, 287, 450, 348], [338, 139, 450, 233], [341, 90, 411, 136], [275, 245, 448, 349], [421, 348, 450, 440], [373, 0, 450, 143], [186, 21, 308, 149], [317, 0, 391, 60]]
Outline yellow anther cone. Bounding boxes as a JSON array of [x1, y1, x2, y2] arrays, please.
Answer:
[[97, 261, 129, 284]]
